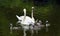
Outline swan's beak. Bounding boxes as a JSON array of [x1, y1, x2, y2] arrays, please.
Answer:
[[16, 15, 20, 20]]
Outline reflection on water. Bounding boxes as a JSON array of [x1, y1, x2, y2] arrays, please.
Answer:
[[9, 24, 56, 36], [10, 29, 53, 36]]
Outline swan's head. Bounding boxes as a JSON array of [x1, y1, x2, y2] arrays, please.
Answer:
[[23, 8, 26, 13], [32, 7, 34, 9]]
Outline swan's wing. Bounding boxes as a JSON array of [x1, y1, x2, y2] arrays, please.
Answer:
[[16, 15, 21, 20]]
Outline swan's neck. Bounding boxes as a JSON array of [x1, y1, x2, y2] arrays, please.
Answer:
[[24, 11, 26, 20], [23, 9, 26, 22], [31, 9, 33, 19], [31, 8, 35, 23]]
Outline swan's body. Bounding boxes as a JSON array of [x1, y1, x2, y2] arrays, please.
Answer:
[[16, 16, 34, 25]]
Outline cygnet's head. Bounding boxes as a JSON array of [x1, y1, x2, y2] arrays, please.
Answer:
[[46, 20, 48, 23], [39, 20, 42, 23]]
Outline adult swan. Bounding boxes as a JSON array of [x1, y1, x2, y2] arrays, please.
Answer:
[[16, 8, 35, 36]]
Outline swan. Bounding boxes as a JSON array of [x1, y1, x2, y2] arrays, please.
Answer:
[[16, 7, 35, 25], [16, 9, 34, 25], [45, 20, 50, 32], [16, 8, 35, 36]]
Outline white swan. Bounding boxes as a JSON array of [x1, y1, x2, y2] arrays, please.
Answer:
[[16, 8, 35, 36], [16, 9, 34, 25]]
